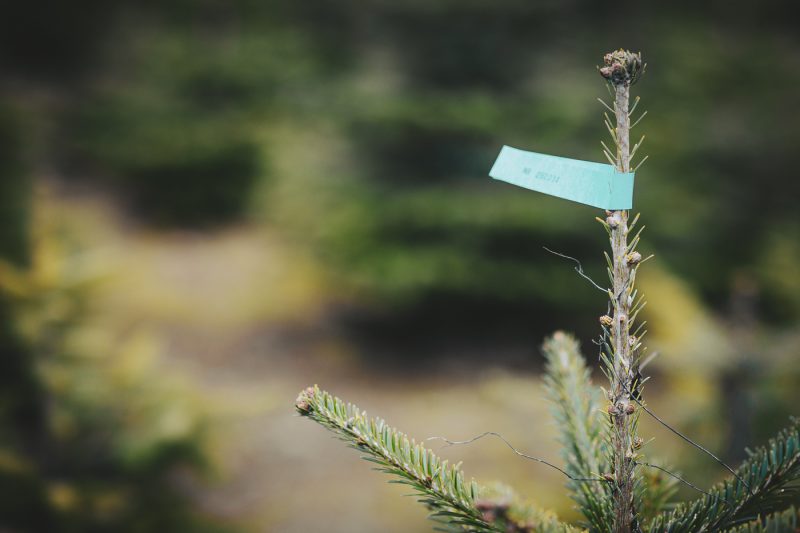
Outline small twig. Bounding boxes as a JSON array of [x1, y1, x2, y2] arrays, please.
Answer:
[[427, 432, 608, 484], [542, 246, 608, 293]]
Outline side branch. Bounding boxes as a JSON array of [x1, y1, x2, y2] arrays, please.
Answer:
[[649, 420, 800, 532], [295, 386, 578, 533]]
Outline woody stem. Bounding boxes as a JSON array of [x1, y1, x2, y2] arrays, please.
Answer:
[[610, 82, 636, 533]]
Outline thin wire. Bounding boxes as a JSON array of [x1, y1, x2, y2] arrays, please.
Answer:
[[598, 331, 766, 525], [640, 460, 764, 530], [427, 432, 608, 484], [541, 230, 759, 519], [427, 433, 727, 502], [631, 389, 766, 524], [636, 462, 750, 530], [595, 318, 750, 493], [542, 246, 608, 293], [636, 462, 715, 498], [628, 389, 750, 492], [425, 401, 752, 524]]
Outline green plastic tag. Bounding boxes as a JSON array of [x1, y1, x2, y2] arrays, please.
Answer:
[[489, 145, 634, 210]]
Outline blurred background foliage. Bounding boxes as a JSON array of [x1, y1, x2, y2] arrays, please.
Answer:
[[0, 200, 226, 532], [0, 0, 798, 531]]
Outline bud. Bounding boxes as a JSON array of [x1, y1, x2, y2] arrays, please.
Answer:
[[626, 251, 642, 265], [629, 335, 637, 347], [599, 315, 614, 327], [599, 49, 644, 86], [295, 386, 316, 414], [624, 403, 635, 415]]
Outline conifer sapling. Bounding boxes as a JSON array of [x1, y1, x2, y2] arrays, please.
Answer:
[[295, 50, 800, 533]]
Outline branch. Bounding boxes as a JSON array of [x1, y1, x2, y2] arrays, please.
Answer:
[[295, 386, 578, 532], [724, 506, 798, 532], [649, 420, 800, 532], [474, 483, 585, 533], [542, 332, 614, 531]]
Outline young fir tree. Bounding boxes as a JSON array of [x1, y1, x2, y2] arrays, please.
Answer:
[[295, 50, 800, 533]]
